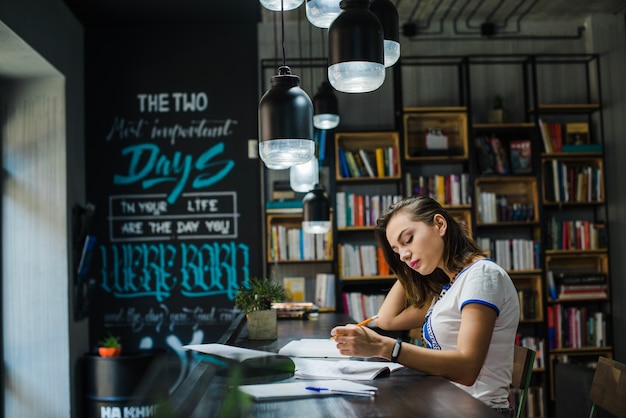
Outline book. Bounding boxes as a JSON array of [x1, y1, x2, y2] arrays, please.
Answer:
[[283, 276, 306, 302], [292, 358, 404, 380], [183, 343, 295, 379], [538, 118, 553, 153], [509, 139, 532, 174], [278, 338, 351, 358], [375, 148, 386, 177], [358, 149, 376, 177], [238, 379, 378, 401], [315, 273, 336, 309], [565, 122, 590, 145]]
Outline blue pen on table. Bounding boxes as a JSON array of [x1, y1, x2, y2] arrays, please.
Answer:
[[305, 386, 377, 397]]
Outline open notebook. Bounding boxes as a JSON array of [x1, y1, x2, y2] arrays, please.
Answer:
[[278, 338, 404, 380]]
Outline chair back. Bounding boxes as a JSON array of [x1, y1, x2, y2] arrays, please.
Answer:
[[589, 356, 626, 418], [512, 345, 536, 418]]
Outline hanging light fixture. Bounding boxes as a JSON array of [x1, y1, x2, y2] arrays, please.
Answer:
[[313, 81, 340, 130], [259, 1, 315, 169], [260, 0, 304, 12], [302, 183, 331, 234], [369, 0, 400, 67], [327, 0, 385, 93], [290, 156, 319, 192], [306, 0, 342, 29]]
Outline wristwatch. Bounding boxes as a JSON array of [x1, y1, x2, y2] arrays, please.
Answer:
[[391, 338, 403, 362]]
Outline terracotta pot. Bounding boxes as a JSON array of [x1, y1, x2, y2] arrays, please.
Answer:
[[98, 346, 122, 357]]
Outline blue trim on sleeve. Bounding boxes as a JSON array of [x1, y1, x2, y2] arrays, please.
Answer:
[[460, 299, 500, 315]]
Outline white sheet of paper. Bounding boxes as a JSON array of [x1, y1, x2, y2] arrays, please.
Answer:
[[238, 379, 378, 401], [278, 338, 349, 358]]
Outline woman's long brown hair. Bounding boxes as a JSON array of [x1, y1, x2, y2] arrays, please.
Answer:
[[374, 196, 485, 308]]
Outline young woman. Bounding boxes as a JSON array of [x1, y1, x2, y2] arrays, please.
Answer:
[[331, 196, 519, 417]]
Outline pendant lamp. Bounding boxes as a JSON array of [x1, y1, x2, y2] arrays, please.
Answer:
[[290, 156, 319, 192], [306, 0, 342, 29], [260, 0, 304, 11], [302, 183, 331, 234], [369, 0, 400, 67], [313, 81, 340, 130], [259, 66, 315, 168], [328, 0, 385, 93]]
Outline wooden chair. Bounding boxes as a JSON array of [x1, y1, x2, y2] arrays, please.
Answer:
[[589, 356, 626, 418], [512, 345, 536, 418]]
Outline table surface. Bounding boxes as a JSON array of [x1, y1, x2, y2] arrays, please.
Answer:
[[178, 313, 503, 418]]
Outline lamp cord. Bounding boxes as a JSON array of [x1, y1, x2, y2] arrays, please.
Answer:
[[281, 0, 286, 67]]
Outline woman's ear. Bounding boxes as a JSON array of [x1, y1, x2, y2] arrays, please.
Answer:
[[434, 214, 447, 236]]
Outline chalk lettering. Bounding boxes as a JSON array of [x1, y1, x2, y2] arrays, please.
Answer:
[[204, 220, 231, 234], [106, 117, 148, 141], [177, 221, 200, 234], [113, 143, 234, 204], [171, 92, 208, 112], [186, 198, 218, 212], [137, 200, 168, 215], [147, 221, 172, 234], [99, 242, 249, 302], [137, 93, 170, 113], [149, 118, 237, 145], [121, 222, 143, 234]]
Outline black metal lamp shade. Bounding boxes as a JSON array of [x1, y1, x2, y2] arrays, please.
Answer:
[[313, 81, 340, 130], [327, 0, 385, 93], [369, 0, 400, 67], [258, 66, 315, 169], [302, 183, 331, 234]]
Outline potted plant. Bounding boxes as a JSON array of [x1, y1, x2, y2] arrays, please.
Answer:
[[97, 332, 122, 357], [235, 277, 285, 340]]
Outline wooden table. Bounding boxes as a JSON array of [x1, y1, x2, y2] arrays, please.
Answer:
[[173, 313, 503, 418]]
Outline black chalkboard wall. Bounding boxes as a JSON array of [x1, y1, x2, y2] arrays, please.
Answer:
[[84, 23, 261, 360]]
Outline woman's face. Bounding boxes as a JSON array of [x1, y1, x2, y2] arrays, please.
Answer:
[[385, 211, 446, 276]]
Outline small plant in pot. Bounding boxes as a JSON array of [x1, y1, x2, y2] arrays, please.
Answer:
[[234, 277, 285, 340], [98, 332, 122, 357]]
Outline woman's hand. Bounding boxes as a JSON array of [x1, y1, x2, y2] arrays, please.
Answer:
[[330, 324, 395, 359]]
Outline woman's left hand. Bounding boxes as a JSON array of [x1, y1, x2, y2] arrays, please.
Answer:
[[330, 324, 393, 359]]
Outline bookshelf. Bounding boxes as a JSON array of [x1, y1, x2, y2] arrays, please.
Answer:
[[529, 54, 611, 412], [259, 53, 612, 418], [332, 131, 402, 321]]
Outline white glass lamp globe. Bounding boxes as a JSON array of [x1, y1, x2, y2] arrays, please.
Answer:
[[259, 0, 304, 11], [306, 0, 342, 28]]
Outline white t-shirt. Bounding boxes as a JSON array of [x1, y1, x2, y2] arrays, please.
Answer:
[[422, 259, 520, 407]]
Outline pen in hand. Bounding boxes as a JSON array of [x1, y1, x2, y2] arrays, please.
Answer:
[[331, 314, 379, 340]]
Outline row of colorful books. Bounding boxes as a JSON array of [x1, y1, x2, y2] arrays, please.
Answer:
[[335, 192, 402, 228], [547, 271, 608, 301], [269, 224, 332, 261], [476, 237, 540, 271], [539, 119, 592, 153], [547, 306, 606, 349], [407, 173, 471, 206], [546, 218, 607, 251], [338, 243, 389, 278], [341, 291, 385, 325], [475, 135, 535, 175], [476, 192, 535, 224], [337, 146, 398, 178], [543, 160, 603, 203]]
